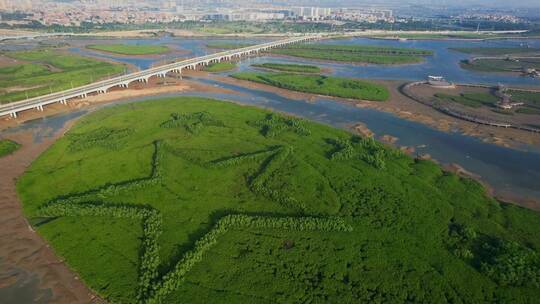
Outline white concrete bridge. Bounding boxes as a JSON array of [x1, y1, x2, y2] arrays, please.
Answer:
[[0, 35, 319, 118]]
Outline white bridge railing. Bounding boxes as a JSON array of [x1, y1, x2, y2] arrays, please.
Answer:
[[0, 35, 320, 118]]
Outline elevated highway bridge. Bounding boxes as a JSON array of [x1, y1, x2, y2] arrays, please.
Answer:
[[0, 35, 320, 118]]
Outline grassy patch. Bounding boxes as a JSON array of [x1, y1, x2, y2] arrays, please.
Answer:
[[87, 44, 170, 55], [231, 72, 389, 101], [252, 63, 321, 73], [516, 107, 540, 115], [0, 139, 21, 157], [270, 43, 432, 64], [508, 90, 540, 107], [17, 98, 540, 303], [0, 49, 124, 104], [460, 58, 540, 73], [206, 42, 254, 49], [203, 61, 236, 72], [451, 47, 540, 55], [435, 92, 499, 108]]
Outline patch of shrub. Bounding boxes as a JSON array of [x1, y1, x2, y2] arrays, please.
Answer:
[[160, 112, 224, 134], [330, 137, 387, 169], [147, 214, 352, 303], [251, 113, 311, 138], [67, 127, 134, 152]]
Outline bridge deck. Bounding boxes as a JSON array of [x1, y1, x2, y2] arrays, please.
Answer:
[[0, 35, 319, 117]]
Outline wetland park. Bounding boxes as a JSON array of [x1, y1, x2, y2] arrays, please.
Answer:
[[1, 28, 540, 304]]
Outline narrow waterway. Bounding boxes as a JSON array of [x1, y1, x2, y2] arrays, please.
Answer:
[[3, 75, 540, 203], [64, 36, 540, 86], [2, 34, 540, 304]]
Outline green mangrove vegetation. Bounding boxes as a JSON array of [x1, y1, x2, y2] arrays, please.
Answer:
[[203, 61, 237, 72], [87, 44, 170, 55], [460, 58, 540, 73], [206, 42, 254, 50], [0, 49, 124, 104], [17, 97, 540, 303], [269, 43, 433, 64], [252, 63, 321, 73], [0, 139, 21, 157], [231, 72, 389, 101], [434, 92, 500, 108], [508, 90, 540, 107], [451, 47, 540, 55]]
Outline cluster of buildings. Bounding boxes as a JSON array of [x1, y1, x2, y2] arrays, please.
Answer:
[[454, 13, 523, 24], [0, 0, 395, 26]]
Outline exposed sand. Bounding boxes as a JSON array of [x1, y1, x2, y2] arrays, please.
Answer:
[[0, 77, 239, 130], [0, 29, 40, 37], [0, 77, 243, 302], [0, 130, 104, 303], [201, 72, 540, 149]]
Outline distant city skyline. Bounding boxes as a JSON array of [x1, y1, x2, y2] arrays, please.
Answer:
[[1, 0, 540, 8]]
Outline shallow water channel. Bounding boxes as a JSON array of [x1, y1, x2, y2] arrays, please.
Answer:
[[1, 35, 540, 302]]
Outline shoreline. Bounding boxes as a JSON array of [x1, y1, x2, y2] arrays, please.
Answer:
[[198, 72, 540, 149], [1, 74, 539, 302], [348, 122, 540, 211], [0, 77, 240, 131], [0, 122, 103, 303], [262, 53, 429, 67], [82, 44, 190, 59], [0, 77, 242, 302]]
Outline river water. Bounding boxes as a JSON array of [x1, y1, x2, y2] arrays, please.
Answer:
[[1, 35, 540, 302], [65, 35, 540, 86], [3, 35, 540, 201]]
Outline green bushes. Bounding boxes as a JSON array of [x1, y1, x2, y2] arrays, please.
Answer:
[[330, 137, 387, 169], [252, 63, 321, 73], [147, 214, 352, 304], [17, 98, 540, 303], [160, 112, 224, 134], [203, 62, 236, 72], [67, 127, 134, 152], [210, 145, 302, 211], [232, 72, 389, 101], [1, 49, 124, 104], [87, 44, 170, 55], [450, 47, 540, 55], [435, 92, 499, 108], [270, 44, 432, 64], [210, 146, 278, 168], [480, 239, 540, 287], [445, 220, 540, 287], [251, 113, 311, 137], [39, 183, 351, 304], [329, 138, 355, 160], [0, 139, 21, 157], [206, 43, 253, 50], [249, 146, 303, 210]]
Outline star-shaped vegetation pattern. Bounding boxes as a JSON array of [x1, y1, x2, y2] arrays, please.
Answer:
[[32, 108, 352, 303], [160, 111, 224, 134]]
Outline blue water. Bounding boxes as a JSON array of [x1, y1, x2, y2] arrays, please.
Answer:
[[2, 34, 540, 303], [67, 36, 540, 86], [3, 35, 540, 200], [3, 75, 540, 203], [68, 36, 272, 70]]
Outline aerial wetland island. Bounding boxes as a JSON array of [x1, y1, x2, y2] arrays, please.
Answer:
[[1, 6, 540, 304]]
